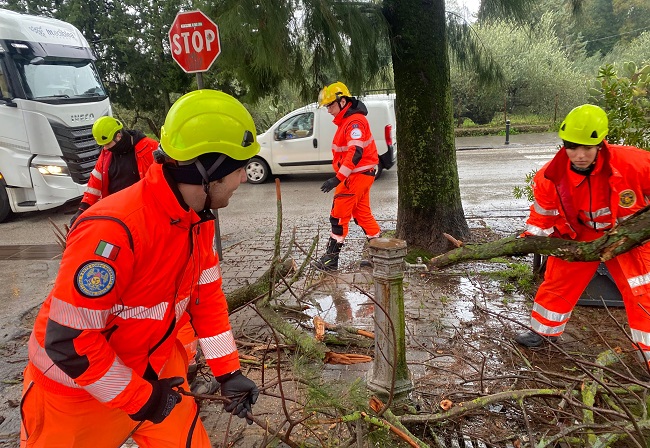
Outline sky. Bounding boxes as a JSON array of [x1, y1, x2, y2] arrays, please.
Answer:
[[449, 0, 480, 21]]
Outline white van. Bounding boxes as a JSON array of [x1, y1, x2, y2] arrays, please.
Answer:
[[0, 9, 109, 222], [246, 94, 397, 184]]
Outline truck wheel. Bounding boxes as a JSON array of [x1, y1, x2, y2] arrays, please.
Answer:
[[374, 162, 384, 180], [246, 157, 270, 184], [0, 185, 13, 222]]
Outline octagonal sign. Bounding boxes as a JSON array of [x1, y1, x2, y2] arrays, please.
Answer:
[[169, 10, 221, 73]]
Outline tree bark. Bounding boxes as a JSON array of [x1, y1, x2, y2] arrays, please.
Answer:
[[383, 0, 470, 254], [429, 206, 650, 269]]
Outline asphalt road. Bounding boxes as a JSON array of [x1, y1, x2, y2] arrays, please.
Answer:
[[0, 132, 561, 247]]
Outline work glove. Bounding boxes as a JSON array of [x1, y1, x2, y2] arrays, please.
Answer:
[[128, 376, 183, 424], [69, 209, 83, 227], [69, 202, 90, 227], [217, 370, 259, 424], [320, 177, 341, 193]]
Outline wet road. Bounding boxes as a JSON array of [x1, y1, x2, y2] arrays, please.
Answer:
[[0, 132, 560, 249]]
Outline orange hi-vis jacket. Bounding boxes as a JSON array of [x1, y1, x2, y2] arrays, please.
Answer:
[[81, 134, 157, 207], [525, 141, 650, 295], [27, 163, 240, 416], [331, 101, 379, 181]]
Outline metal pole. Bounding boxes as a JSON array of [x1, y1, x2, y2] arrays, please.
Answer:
[[505, 119, 511, 145], [195, 71, 223, 261]]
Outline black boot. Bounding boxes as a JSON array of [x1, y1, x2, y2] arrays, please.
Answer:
[[515, 329, 559, 348], [360, 237, 376, 268], [314, 237, 343, 271]]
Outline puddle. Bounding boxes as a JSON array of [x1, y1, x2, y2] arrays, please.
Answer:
[[304, 290, 374, 326]]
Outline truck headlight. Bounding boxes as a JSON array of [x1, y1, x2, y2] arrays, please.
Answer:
[[32, 164, 70, 176]]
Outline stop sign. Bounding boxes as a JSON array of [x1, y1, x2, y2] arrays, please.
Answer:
[[169, 10, 221, 73]]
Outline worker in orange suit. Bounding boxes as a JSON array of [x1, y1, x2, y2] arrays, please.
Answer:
[[515, 104, 650, 371], [69, 116, 156, 226], [20, 90, 260, 447], [74, 115, 211, 394], [314, 81, 381, 271]]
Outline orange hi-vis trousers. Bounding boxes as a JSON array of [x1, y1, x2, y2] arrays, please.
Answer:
[[20, 340, 211, 448], [329, 172, 380, 242], [530, 256, 650, 364]]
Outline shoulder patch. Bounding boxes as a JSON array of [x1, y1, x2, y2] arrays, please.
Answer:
[[95, 240, 120, 260], [75, 261, 116, 298], [350, 128, 362, 140], [619, 189, 636, 208]]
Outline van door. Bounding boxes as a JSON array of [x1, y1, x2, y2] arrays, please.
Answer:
[[315, 107, 337, 173], [270, 111, 320, 172]]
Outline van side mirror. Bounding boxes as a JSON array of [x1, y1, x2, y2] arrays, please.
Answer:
[[0, 96, 17, 107]]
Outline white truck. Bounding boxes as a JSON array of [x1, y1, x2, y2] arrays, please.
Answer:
[[0, 8, 109, 222], [246, 94, 397, 184]]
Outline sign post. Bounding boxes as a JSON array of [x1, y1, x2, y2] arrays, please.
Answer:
[[169, 10, 224, 258]]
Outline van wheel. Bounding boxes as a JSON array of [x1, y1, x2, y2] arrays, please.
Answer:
[[374, 162, 384, 180], [0, 185, 13, 222], [246, 157, 270, 184]]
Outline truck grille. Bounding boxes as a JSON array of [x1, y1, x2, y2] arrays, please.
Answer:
[[50, 122, 101, 184]]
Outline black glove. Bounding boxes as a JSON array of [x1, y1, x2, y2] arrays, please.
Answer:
[[69, 209, 83, 227], [69, 202, 90, 227], [129, 376, 183, 424], [217, 370, 259, 424], [320, 177, 341, 193]]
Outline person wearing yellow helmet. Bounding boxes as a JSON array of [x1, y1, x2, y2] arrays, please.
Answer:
[[70, 116, 157, 226], [514, 104, 650, 369], [21, 90, 260, 447], [313, 81, 381, 271]]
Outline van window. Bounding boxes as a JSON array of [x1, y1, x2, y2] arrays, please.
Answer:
[[0, 60, 9, 98], [275, 112, 314, 140]]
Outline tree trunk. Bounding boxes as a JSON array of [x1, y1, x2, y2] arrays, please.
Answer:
[[384, 0, 470, 255]]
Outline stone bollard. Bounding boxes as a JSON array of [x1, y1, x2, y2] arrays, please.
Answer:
[[366, 238, 414, 401]]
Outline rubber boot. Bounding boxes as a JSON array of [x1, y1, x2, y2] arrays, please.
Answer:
[[514, 329, 559, 348], [314, 237, 344, 271], [360, 237, 376, 268]]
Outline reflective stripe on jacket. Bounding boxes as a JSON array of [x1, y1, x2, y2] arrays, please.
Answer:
[[525, 141, 650, 294], [331, 100, 379, 180], [28, 164, 240, 415], [81, 135, 157, 206]]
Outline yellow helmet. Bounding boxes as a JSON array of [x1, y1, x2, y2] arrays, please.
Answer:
[[318, 81, 352, 107], [159, 90, 260, 162], [558, 104, 608, 146], [92, 116, 123, 146]]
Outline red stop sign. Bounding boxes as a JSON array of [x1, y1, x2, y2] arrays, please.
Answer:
[[169, 10, 221, 73]]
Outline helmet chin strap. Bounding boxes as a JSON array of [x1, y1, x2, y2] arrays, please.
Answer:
[[193, 154, 227, 213]]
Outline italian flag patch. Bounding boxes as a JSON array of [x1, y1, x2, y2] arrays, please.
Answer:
[[95, 240, 120, 260]]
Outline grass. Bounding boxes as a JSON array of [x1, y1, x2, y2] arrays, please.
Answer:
[[485, 262, 538, 297]]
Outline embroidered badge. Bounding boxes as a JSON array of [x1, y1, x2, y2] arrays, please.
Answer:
[[350, 129, 362, 139], [619, 189, 636, 208], [95, 240, 120, 260], [76, 261, 116, 297]]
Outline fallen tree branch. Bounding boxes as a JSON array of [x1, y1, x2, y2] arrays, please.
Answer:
[[226, 258, 294, 312], [398, 388, 573, 424], [429, 205, 650, 269]]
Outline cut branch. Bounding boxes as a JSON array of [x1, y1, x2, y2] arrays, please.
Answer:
[[430, 206, 650, 269]]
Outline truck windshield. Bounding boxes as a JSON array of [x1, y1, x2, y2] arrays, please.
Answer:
[[16, 58, 106, 100]]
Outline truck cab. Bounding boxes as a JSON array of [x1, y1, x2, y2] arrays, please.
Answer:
[[0, 8, 108, 221], [246, 94, 397, 184]]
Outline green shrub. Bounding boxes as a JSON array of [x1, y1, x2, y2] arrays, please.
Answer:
[[588, 62, 650, 150]]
